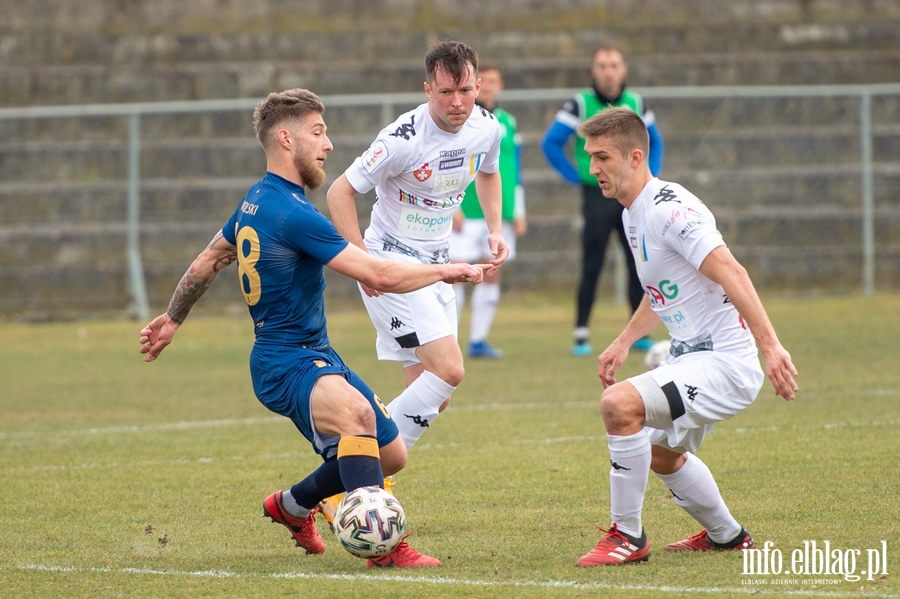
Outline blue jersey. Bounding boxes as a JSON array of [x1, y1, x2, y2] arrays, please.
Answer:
[[222, 172, 348, 349]]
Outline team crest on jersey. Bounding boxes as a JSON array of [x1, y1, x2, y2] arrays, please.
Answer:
[[413, 162, 433, 182]]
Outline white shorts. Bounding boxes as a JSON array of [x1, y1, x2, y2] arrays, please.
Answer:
[[449, 220, 517, 263], [627, 349, 764, 454], [360, 249, 458, 365]]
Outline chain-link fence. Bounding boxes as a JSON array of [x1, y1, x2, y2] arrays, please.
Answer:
[[1, 84, 898, 320]]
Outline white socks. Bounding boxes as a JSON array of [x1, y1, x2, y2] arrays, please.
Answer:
[[607, 430, 651, 538], [455, 282, 501, 343], [387, 370, 456, 449], [654, 452, 742, 544], [453, 283, 466, 317], [468, 282, 500, 343]]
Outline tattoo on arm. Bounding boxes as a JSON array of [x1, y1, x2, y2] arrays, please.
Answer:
[[166, 267, 216, 325], [166, 231, 236, 324], [213, 251, 237, 272]]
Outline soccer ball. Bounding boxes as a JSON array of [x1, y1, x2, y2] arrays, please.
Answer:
[[644, 339, 672, 371], [333, 486, 406, 558]]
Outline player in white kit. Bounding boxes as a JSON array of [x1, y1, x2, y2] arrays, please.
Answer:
[[325, 41, 508, 567], [573, 108, 799, 567]]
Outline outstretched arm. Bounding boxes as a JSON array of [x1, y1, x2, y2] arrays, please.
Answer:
[[699, 246, 799, 400], [139, 230, 237, 362], [326, 243, 485, 293]]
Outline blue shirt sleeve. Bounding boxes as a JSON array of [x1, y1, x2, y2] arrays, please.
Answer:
[[283, 204, 349, 265], [221, 210, 238, 245], [647, 121, 664, 177], [541, 120, 582, 185]]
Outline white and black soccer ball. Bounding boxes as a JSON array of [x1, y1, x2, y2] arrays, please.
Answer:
[[333, 486, 406, 558], [644, 339, 672, 371]]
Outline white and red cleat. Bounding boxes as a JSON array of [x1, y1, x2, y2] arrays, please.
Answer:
[[576, 523, 650, 567]]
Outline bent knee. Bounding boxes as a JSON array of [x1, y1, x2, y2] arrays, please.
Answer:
[[599, 382, 645, 432], [340, 397, 377, 435], [437, 363, 465, 387]]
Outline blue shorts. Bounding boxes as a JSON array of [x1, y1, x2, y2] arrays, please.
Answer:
[[249, 344, 399, 459]]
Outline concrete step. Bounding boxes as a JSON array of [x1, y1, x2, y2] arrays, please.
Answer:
[[2, 159, 898, 232], [4, 49, 899, 108], [4, 19, 899, 68], [5, 0, 899, 37]]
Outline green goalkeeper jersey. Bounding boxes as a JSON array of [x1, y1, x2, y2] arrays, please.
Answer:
[[459, 106, 520, 221]]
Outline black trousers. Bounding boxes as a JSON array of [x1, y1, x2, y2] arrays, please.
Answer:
[[575, 184, 645, 329]]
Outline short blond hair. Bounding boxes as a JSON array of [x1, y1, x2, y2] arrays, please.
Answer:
[[253, 89, 325, 150], [578, 107, 648, 158]]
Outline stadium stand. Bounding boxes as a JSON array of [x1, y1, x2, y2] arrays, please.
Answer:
[[1, 0, 899, 318]]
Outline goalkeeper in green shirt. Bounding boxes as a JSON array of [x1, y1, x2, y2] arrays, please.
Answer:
[[449, 62, 526, 359]]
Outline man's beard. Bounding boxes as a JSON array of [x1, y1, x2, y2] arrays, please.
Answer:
[[294, 151, 326, 190]]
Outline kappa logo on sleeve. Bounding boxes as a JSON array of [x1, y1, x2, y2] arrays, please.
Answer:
[[388, 115, 416, 140], [653, 185, 680, 205]]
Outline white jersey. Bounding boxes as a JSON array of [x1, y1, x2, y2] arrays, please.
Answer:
[[624, 178, 756, 357], [343, 102, 502, 262]]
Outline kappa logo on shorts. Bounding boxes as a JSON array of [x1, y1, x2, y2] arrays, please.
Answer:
[[685, 384, 699, 403], [389, 317, 404, 331], [313, 360, 328, 368]]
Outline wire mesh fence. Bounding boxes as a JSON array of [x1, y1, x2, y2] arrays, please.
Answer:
[[1, 84, 898, 320]]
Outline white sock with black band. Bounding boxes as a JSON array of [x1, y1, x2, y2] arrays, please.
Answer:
[[654, 452, 742, 544], [386, 370, 456, 449], [607, 429, 651, 540]]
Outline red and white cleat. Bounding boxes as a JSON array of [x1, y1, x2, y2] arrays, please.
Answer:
[[262, 491, 326, 554], [576, 523, 650, 567], [665, 528, 754, 552]]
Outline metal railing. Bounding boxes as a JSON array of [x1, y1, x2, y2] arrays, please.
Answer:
[[2, 83, 898, 320]]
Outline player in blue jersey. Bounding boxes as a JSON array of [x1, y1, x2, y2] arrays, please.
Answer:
[[139, 89, 483, 567]]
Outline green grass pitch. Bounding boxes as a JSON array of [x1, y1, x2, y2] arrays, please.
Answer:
[[1, 294, 898, 598]]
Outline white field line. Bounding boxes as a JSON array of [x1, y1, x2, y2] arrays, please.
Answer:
[[15, 564, 899, 598], [4, 392, 897, 442], [0, 451, 305, 474], [0, 416, 284, 440], [0, 402, 597, 441], [734, 419, 900, 434]]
